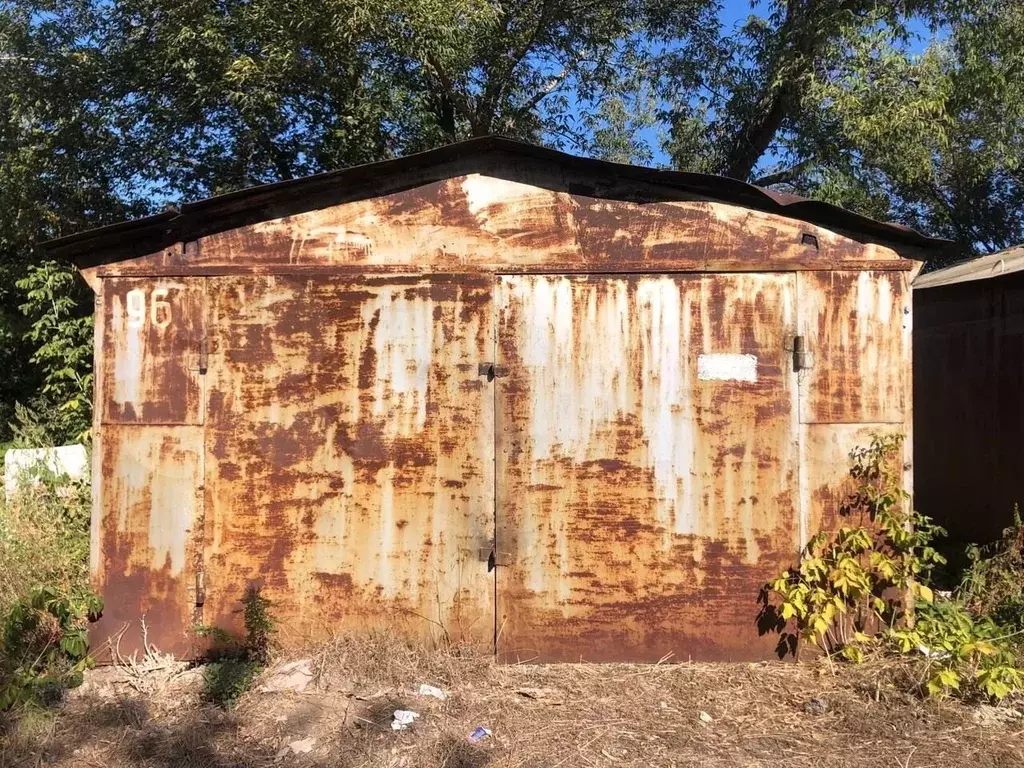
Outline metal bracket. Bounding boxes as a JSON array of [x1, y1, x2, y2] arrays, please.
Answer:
[[199, 338, 209, 375], [478, 362, 509, 381]]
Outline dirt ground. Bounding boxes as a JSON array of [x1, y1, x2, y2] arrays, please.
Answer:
[[2, 633, 1023, 768]]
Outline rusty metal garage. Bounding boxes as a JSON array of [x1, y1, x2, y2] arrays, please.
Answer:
[[46, 137, 946, 662]]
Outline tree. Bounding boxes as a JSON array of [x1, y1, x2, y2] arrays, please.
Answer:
[[662, 0, 1024, 258], [0, 0, 716, 443]]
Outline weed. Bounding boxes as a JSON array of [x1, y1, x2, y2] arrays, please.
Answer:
[[766, 432, 1024, 700], [242, 585, 275, 666], [0, 467, 90, 618], [960, 505, 1024, 632], [201, 659, 261, 710], [198, 586, 277, 708], [0, 585, 103, 710]]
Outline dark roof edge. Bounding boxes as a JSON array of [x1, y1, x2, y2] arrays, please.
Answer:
[[44, 136, 952, 268]]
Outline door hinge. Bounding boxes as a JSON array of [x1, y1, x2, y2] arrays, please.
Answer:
[[195, 571, 206, 607], [478, 362, 509, 381], [786, 334, 812, 372], [199, 338, 209, 375]]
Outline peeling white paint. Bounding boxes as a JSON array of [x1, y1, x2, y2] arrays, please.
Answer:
[[697, 353, 758, 382], [111, 294, 145, 414], [367, 289, 435, 436]]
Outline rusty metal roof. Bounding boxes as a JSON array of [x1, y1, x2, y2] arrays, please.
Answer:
[[913, 244, 1024, 289], [44, 136, 951, 267]]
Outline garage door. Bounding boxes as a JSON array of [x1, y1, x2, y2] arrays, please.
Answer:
[[494, 274, 800, 661]]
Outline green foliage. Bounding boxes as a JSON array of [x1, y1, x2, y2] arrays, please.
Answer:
[[662, 0, 1024, 259], [0, 466, 91, 618], [16, 262, 94, 444], [768, 433, 1024, 701], [202, 658, 261, 710], [959, 505, 1024, 631], [889, 598, 1024, 699], [0, 585, 103, 710], [242, 585, 275, 666], [769, 434, 946, 652], [198, 586, 277, 708]]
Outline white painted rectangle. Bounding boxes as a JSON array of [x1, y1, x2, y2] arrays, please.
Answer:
[[697, 353, 758, 383]]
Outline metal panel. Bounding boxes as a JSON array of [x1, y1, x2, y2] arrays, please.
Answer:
[[799, 271, 910, 424], [90, 426, 204, 658], [100, 278, 205, 424], [202, 274, 495, 646], [494, 274, 799, 661], [914, 273, 1024, 543]]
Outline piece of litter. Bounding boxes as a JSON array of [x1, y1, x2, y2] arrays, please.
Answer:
[[417, 683, 447, 700], [467, 726, 491, 743], [699, 711, 713, 723], [260, 659, 314, 693], [391, 710, 420, 731], [276, 737, 315, 757]]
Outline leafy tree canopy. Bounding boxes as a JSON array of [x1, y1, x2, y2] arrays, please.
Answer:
[[0, 0, 1021, 443]]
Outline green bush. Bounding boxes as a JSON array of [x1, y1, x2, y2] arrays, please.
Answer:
[[198, 586, 277, 709], [202, 659, 262, 710], [0, 465, 90, 618], [0, 585, 103, 710], [767, 433, 1024, 701], [960, 506, 1024, 634]]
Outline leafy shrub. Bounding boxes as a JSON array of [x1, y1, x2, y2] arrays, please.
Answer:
[[199, 586, 277, 709], [767, 433, 1024, 700], [959, 506, 1024, 633], [887, 598, 1024, 699], [768, 434, 946, 654], [16, 261, 94, 445], [202, 659, 262, 710], [0, 585, 103, 710], [0, 466, 90, 618]]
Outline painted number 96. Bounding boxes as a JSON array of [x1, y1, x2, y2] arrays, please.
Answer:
[[125, 288, 173, 330]]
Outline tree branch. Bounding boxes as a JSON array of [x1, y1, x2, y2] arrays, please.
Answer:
[[752, 158, 815, 187], [424, 52, 478, 134]]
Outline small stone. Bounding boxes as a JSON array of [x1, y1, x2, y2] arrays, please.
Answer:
[[698, 711, 713, 723], [804, 697, 829, 715]]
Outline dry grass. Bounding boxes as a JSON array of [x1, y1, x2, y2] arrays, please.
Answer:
[[3, 630, 1023, 768]]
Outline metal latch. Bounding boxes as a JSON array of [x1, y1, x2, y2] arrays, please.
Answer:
[[199, 338, 209, 375], [478, 362, 509, 381]]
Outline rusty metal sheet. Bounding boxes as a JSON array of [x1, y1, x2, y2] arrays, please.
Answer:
[[494, 274, 800, 662], [100, 278, 205, 424], [77, 177, 913, 279], [798, 271, 910, 424], [201, 274, 495, 646], [90, 425, 204, 659]]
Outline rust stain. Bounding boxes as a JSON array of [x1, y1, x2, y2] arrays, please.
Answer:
[[100, 278, 205, 425], [90, 426, 204, 659], [799, 271, 909, 424], [87, 174, 917, 663], [201, 275, 495, 646], [101, 175, 905, 277], [494, 274, 800, 661]]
